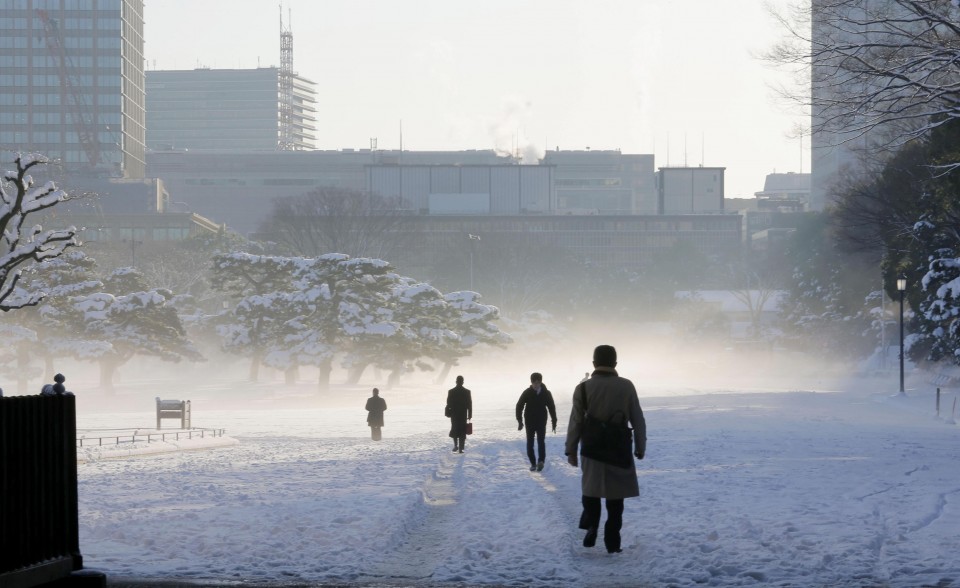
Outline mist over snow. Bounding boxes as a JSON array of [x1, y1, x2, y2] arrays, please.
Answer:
[[65, 332, 960, 588]]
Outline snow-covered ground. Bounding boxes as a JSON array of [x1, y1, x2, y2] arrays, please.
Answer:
[[74, 366, 960, 587]]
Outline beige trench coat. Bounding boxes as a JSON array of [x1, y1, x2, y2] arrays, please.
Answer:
[[564, 367, 647, 499]]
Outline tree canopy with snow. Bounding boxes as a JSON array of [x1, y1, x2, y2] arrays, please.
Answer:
[[0, 153, 78, 311]]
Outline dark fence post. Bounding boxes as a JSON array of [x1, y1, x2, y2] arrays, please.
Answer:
[[0, 394, 103, 587]]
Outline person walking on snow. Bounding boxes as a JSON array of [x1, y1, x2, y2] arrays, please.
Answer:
[[565, 344, 646, 554], [516, 372, 557, 471], [365, 388, 387, 441], [446, 375, 472, 453]]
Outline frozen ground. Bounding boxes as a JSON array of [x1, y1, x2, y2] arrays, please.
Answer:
[[73, 366, 960, 588]]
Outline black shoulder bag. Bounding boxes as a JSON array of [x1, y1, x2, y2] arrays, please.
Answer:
[[578, 381, 634, 469]]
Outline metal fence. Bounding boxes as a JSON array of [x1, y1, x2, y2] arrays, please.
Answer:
[[76, 427, 226, 447], [0, 394, 83, 587]]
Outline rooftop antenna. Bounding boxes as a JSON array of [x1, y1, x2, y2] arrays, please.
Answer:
[[278, 3, 295, 150]]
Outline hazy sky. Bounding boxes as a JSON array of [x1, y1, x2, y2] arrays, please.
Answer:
[[145, 0, 808, 198]]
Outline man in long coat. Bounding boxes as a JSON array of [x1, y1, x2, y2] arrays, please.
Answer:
[[365, 387, 387, 440], [565, 345, 646, 554], [446, 375, 472, 453]]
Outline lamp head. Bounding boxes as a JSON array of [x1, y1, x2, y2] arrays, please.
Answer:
[[897, 278, 907, 292]]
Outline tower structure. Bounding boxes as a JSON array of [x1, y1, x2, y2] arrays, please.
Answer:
[[278, 5, 296, 151]]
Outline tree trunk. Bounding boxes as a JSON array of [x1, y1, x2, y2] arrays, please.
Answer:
[[346, 362, 368, 385], [249, 351, 262, 382], [99, 359, 117, 395], [435, 361, 454, 385], [16, 344, 30, 396], [317, 358, 332, 394], [387, 368, 401, 389], [284, 366, 298, 386]]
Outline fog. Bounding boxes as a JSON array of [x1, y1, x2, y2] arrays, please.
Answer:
[[68, 319, 864, 424]]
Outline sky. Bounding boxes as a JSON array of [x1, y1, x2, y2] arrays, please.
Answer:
[[144, 0, 809, 199], [75, 368, 960, 587]]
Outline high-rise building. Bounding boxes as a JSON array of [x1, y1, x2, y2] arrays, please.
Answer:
[[0, 0, 146, 179], [145, 68, 317, 151]]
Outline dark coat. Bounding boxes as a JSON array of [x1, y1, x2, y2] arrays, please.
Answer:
[[565, 367, 646, 499], [446, 385, 472, 438], [516, 385, 557, 428], [365, 395, 386, 427]]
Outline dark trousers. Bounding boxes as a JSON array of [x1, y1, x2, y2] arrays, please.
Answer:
[[370, 426, 381, 441], [454, 436, 465, 450], [580, 496, 625, 551], [525, 422, 546, 465]]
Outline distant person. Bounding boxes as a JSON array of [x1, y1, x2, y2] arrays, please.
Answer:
[[581, 372, 590, 383], [446, 375, 472, 453], [516, 372, 557, 471], [565, 344, 646, 554], [365, 388, 387, 441]]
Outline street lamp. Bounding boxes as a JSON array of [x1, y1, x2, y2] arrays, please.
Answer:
[[897, 277, 907, 395], [467, 234, 481, 291]]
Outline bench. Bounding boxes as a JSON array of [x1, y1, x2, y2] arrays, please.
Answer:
[[156, 397, 191, 430]]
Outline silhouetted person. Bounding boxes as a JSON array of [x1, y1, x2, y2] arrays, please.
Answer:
[[446, 375, 472, 453], [565, 345, 646, 554], [365, 388, 387, 441], [516, 372, 557, 471]]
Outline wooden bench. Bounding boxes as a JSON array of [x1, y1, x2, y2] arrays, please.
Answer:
[[156, 397, 191, 430]]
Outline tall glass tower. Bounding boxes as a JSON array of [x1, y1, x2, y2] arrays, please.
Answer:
[[0, 0, 145, 179]]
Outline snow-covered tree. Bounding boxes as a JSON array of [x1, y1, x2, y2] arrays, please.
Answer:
[[432, 291, 511, 384], [64, 267, 201, 393], [0, 153, 78, 311], [0, 250, 101, 393], [209, 252, 302, 382]]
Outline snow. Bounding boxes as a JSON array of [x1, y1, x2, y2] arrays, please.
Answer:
[[72, 369, 960, 587]]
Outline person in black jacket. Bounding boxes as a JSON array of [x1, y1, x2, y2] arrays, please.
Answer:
[[446, 375, 472, 453], [365, 388, 387, 440], [516, 372, 557, 471]]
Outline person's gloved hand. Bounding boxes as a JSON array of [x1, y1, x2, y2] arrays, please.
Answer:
[[517, 421, 523, 431], [634, 450, 645, 460], [567, 453, 578, 467], [551, 422, 557, 433]]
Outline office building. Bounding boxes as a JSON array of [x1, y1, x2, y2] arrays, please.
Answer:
[[146, 68, 317, 151], [0, 0, 146, 178]]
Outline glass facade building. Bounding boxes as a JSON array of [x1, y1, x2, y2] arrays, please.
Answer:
[[0, 0, 145, 178]]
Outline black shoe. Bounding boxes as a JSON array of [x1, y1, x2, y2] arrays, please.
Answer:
[[536, 461, 544, 471], [583, 527, 598, 548], [607, 547, 622, 554], [458, 449, 464, 453], [529, 464, 537, 471], [453, 447, 459, 452]]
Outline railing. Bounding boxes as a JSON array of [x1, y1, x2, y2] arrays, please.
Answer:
[[0, 394, 83, 587], [76, 427, 226, 447]]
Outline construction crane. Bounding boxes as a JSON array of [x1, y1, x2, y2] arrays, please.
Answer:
[[35, 9, 103, 171]]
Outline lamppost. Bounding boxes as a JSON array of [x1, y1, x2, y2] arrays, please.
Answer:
[[467, 233, 481, 291], [897, 277, 907, 395]]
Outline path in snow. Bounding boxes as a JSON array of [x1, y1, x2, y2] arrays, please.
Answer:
[[76, 381, 960, 587]]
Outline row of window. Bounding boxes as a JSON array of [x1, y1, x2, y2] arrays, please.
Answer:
[[0, 130, 120, 143], [1, 0, 123, 9], [81, 227, 192, 242], [0, 74, 121, 86]]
